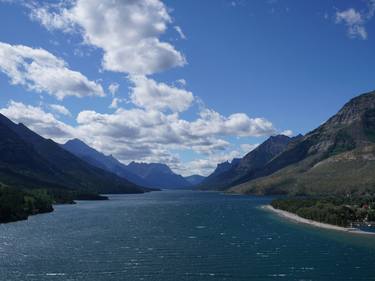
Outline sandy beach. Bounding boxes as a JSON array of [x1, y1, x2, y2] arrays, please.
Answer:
[[263, 205, 375, 235]]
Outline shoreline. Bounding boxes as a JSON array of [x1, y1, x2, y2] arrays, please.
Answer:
[[263, 205, 375, 236]]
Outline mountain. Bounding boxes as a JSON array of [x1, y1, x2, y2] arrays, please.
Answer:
[[199, 135, 297, 190], [184, 175, 205, 185], [0, 113, 147, 194], [230, 90, 375, 196], [126, 162, 192, 189], [62, 139, 192, 189], [198, 159, 240, 190], [62, 139, 150, 187], [213, 158, 241, 176]]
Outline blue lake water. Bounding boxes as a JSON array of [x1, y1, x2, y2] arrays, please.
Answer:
[[1, 190, 375, 281]]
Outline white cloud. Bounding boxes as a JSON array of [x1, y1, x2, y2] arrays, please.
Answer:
[[0, 99, 276, 175], [281, 129, 293, 137], [29, 3, 75, 32], [0, 101, 75, 142], [30, 0, 186, 75], [75, 106, 275, 160], [129, 75, 194, 113], [176, 79, 187, 86], [188, 109, 275, 138], [335, 8, 367, 39], [0, 42, 105, 99], [174, 26, 186, 39], [1, 0, 282, 175], [49, 104, 71, 116], [109, 97, 126, 109], [180, 150, 243, 176], [108, 82, 119, 96], [335, 1, 375, 40], [240, 143, 259, 153]]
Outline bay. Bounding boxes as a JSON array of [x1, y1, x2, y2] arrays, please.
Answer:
[[1, 190, 374, 281]]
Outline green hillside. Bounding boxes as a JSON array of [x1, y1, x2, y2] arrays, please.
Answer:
[[229, 90, 375, 196]]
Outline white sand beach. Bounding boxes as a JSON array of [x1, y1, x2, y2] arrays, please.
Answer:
[[263, 205, 375, 235]]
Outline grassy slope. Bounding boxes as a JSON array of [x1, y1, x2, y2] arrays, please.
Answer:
[[198, 135, 293, 191], [229, 91, 375, 196], [230, 145, 375, 196]]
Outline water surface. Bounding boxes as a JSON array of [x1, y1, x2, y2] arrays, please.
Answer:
[[1, 190, 375, 280]]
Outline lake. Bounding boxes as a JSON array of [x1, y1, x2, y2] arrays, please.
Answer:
[[1, 190, 375, 281]]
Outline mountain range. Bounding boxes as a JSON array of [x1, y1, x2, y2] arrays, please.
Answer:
[[228, 90, 375, 196], [184, 175, 206, 185], [62, 139, 195, 189], [62, 139, 150, 187], [0, 113, 148, 195], [126, 162, 192, 189], [2, 90, 374, 198], [199, 134, 301, 190]]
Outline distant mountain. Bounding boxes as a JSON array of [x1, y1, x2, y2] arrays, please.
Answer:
[[230, 90, 375, 196], [199, 135, 297, 190], [184, 175, 205, 185], [0, 113, 146, 194], [126, 162, 192, 189], [62, 139, 150, 187], [62, 139, 192, 189]]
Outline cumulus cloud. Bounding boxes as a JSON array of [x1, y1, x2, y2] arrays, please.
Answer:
[[0, 42, 105, 99], [75, 106, 275, 159], [188, 109, 275, 138], [49, 104, 71, 116], [72, 106, 275, 174], [129, 75, 194, 113], [29, 3, 75, 32], [30, 0, 186, 75], [0, 101, 75, 142], [180, 150, 243, 176], [0, 99, 277, 175], [0, 0, 283, 175]]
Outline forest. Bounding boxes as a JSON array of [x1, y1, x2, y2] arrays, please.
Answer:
[[271, 196, 375, 227], [0, 187, 108, 223]]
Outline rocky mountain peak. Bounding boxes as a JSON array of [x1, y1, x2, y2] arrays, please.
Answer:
[[327, 91, 375, 127]]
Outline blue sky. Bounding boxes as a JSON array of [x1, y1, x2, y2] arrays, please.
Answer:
[[0, 0, 374, 176]]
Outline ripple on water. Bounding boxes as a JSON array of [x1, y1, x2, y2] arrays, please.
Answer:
[[1, 191, 375, 281]]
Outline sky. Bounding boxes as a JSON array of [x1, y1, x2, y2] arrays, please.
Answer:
[[0, 0, 374, 176]]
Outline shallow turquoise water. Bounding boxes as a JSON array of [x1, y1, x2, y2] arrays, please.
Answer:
[[1, 190, 375, 281]]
